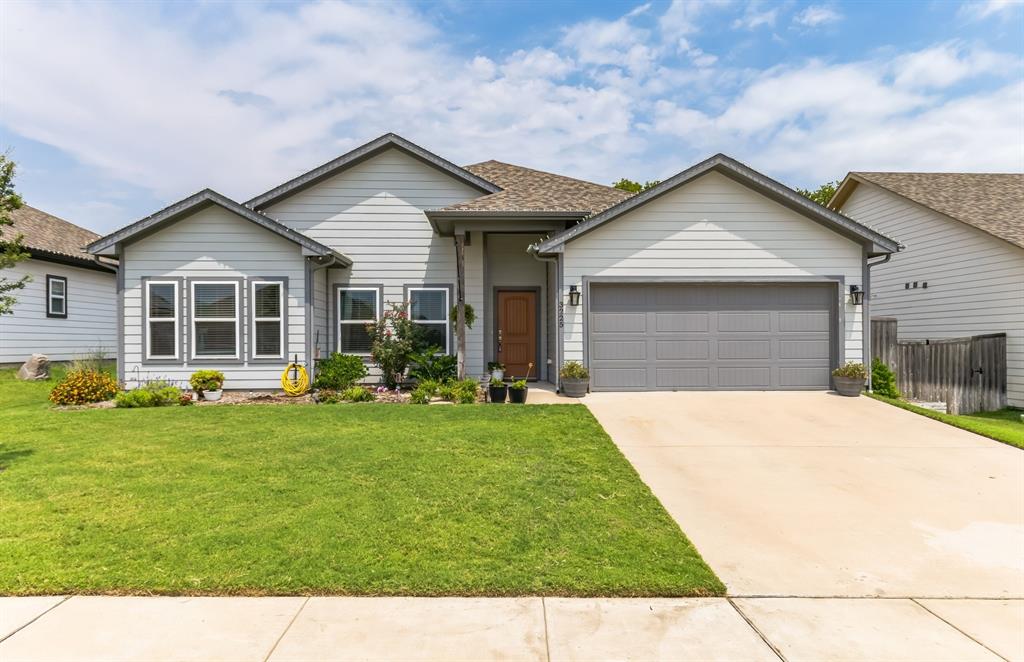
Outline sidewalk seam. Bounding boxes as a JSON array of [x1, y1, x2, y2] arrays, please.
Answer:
[[727, 598, 786, 662], [263, 596, 309, 662], [541, 597, 552, 662], [910, 598, 1009, 662], [0, 595, 70, 645]]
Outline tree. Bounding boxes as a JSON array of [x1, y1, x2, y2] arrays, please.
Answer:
[[796, 180, 841, 207], [612, 178, 661, 194], [0, 154, 29, 315]]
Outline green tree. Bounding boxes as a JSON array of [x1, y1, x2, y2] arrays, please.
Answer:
[[796, 180, 841, 207], [0, 154, 29, 315], [612, 178, 661, 194]]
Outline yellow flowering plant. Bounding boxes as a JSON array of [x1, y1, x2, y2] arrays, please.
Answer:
[[49, 369, 119, 406]]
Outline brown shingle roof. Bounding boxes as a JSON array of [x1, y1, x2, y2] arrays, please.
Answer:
[[8, 205, 116, 267], [435, 160, 632, 214], [851, 172, 1024, 249]]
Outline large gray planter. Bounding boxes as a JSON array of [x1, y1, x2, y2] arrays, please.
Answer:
[[833, 376, 864, 397], [561, 377, 589, 398]]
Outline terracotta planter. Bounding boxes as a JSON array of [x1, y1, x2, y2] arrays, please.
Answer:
[[508, 387, 528, 404], [561, 377, 589, 398], [833, 376, 864, 397], [487, 384, 507, 403]]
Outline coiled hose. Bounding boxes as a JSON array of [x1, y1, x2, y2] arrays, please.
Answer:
[[281, 362, 310, 396]]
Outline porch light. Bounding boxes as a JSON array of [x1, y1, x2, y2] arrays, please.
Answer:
[[568, 285, 581, 307], [849, 285, 864, 306]]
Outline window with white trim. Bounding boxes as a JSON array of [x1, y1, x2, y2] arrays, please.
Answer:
[[191, 281, 239, 359], [337, 287, 378, 354], [252, 280, 284, 358], [146, 280, 178, 359], [408, 287, 450, 353], [46, 275, 67, 318]]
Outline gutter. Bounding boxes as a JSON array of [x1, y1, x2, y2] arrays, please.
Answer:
[[528, 243, 561, 392]]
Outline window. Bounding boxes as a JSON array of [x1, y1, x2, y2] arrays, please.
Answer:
[[191, 281, 239, 359], [46, 275, 67, 318], [408, 287, 450, 353], [146, 280, 178, 359], [337, 287, 379, 354], [252, 280, 284, 358]]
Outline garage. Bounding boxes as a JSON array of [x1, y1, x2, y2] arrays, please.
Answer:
[[587, 282, 837, 391]]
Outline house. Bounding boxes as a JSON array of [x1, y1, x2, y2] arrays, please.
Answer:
[[831, 172, 1024, 408], [86, 133, 899, 391], [0, 205, 118, 365]]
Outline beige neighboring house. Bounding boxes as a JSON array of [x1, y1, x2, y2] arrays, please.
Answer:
[[831, 172, 1024, 408], [0, 205, 117, 365]]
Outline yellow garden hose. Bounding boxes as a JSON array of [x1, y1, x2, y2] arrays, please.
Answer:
[[281, 362, 310, 396]]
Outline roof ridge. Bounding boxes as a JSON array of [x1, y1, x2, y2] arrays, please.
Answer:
[[466, 159, 625, 193]]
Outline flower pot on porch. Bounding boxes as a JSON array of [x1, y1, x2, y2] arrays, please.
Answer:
[[508, 387, 528, 404], [832, 377, 864, 397], [561, 377, 588, 398], [488, 384, 507, 403]]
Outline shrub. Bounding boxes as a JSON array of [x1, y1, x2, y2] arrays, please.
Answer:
[[871, 358, 900, 398], [316, 389, 342, 404], [115, 381, 182, 408], [410, 386, 432, 404], [832, 362, 867, 379], [445, 378, 479, 404], [49, 369, 119, 405], [341, 385, 375, 402], [189, 370, 225, 393], [179, 394, 194, 406], [366, 302, 425, 388], [560, 361, 589, 380], [314, 353, 368, 390], [409, 347, 457, 382]]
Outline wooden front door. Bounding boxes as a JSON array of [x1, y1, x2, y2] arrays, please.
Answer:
[[496, 290, 537, 380]]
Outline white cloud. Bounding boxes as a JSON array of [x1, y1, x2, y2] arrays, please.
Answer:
[[891, 42, 1015, 89], [733, 2, 780, 29], [959, 0, 1023, 20], [793, 5, 842, 27]]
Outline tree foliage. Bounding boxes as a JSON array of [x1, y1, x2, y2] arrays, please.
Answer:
[[796, 180, 841, 207], [612, 178, 661, 194], [0, 153, 30, 314]]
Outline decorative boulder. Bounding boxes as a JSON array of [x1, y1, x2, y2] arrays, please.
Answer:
[[16, 354, 50, 381]]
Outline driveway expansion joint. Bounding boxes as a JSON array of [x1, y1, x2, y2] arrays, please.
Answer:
[[910, 598, 1012, 662], [726, 597, 786, 662], [262, 596, 309, 662]]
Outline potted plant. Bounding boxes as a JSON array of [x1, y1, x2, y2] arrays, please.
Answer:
[[487, 375, 507, 403], [832, 362, 867, 397], [487, 361, 506, 381], [508, 378, 528, 404], [560, 361, 589, 398], [189, 369, 225, 401]]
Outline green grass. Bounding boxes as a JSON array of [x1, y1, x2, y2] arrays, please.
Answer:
[[0, 370, 722, 597], [867, 393, 1024, 449]]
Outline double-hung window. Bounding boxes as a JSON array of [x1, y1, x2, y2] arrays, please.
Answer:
[[252, 280, 284, 359], [191, 281, 240, 359], [337, 287, 378, 354], [408, 287, 450, 354], [146, 280, 178, 359], [46, 275, 67, 319]]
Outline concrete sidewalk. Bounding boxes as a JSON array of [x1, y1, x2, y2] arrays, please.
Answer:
[[2, 595, 1021, 661]]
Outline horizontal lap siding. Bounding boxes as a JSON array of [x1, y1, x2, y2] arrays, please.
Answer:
[[562, 171, 864, 369], [840, 183, 1024, 407], [265, 149, 485, 378], [0, 259, 116, 363], [122, 206, 306, 390]]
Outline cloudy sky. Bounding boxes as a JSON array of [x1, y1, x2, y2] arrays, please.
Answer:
[[1, 0, 1022, 234]]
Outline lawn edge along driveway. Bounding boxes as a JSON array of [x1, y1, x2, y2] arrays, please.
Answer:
[[867, 393, 1024, 450]]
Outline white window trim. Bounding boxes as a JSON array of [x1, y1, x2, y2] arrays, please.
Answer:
[[146, 280, 178, 360], [337, 286, 380, 355], [408, 286, 450, 354], [251, 280, 284, 359], [47, 276, 67, 317], [190, 280, 240, 360]]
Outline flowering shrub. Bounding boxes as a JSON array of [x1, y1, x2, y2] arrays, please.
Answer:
[[49, 369, 119, 406], [366, 302, 424, 388]]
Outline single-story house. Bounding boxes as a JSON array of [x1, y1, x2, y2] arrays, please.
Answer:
[[831, 172, 1024, 408], [0, 205, 118, 365], [87, 133, 899, 391]]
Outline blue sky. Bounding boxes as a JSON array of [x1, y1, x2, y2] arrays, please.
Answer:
[[1, 0, 1022, 234]]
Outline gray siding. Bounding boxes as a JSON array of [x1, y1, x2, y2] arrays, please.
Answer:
[[840, 182, 1024, 407], [0, 258, 116, 364]]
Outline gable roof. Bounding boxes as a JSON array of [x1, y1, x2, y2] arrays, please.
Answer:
[[245, 133, 501, 210], [535, 153, 901, 255], [86, 189, 351, 265], [426, 160, 632, 216], [9, 205, 116, 270], [830, 172, 1024, 250]]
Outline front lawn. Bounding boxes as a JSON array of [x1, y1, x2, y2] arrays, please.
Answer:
[[868, 393, 1024, 449], [0, 370, 722, 597]]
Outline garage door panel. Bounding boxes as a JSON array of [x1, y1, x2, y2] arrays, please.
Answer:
[[592, 368, 647, 389], [592, 340, 646, 360], [655, 312, 709, 332], [718, 312, 771, 332], [779, 311, 830, 332], [718, 366, 772, 387], [780, 366, 832, 387], [717, 339, 771, 360], [591, 313, 646, 333], [656, 339, 710, 360], [779, 339, 830, 359], [656, 367, 710, 388]]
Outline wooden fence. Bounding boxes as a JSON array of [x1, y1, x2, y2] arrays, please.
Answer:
[[871, 317, 1007, 414]]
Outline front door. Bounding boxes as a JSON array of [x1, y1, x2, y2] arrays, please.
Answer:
[[496, 290, 538, 380]]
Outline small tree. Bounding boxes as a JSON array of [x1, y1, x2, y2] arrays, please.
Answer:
[[365, 302, 425, 388], [0, 153, 29, 314], [796, 180, 841, 207], [612, 178, 661, 194], [871, 357, 900, 398]]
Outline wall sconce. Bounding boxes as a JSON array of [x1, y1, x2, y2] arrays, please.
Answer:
[[849, 284, 864, 306], [568, 285, 581, 307]]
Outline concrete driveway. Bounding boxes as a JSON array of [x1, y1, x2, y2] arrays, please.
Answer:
[[584, 391, 1024, 598]]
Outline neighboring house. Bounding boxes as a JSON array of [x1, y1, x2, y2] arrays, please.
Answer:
[[0, 206, 117, 365], [831, 172, 1024, 408], [87, 133, 898, 391]]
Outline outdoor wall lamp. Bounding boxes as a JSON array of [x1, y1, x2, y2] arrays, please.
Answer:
[[568, 285, 581, 306], [849, 284, 864, 306]]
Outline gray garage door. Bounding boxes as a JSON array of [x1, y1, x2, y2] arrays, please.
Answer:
[[588, 282, 836, 391]]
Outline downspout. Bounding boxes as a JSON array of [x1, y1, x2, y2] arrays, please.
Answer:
[[863, 252, 892, 392], [529, 245, 561, 392]]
